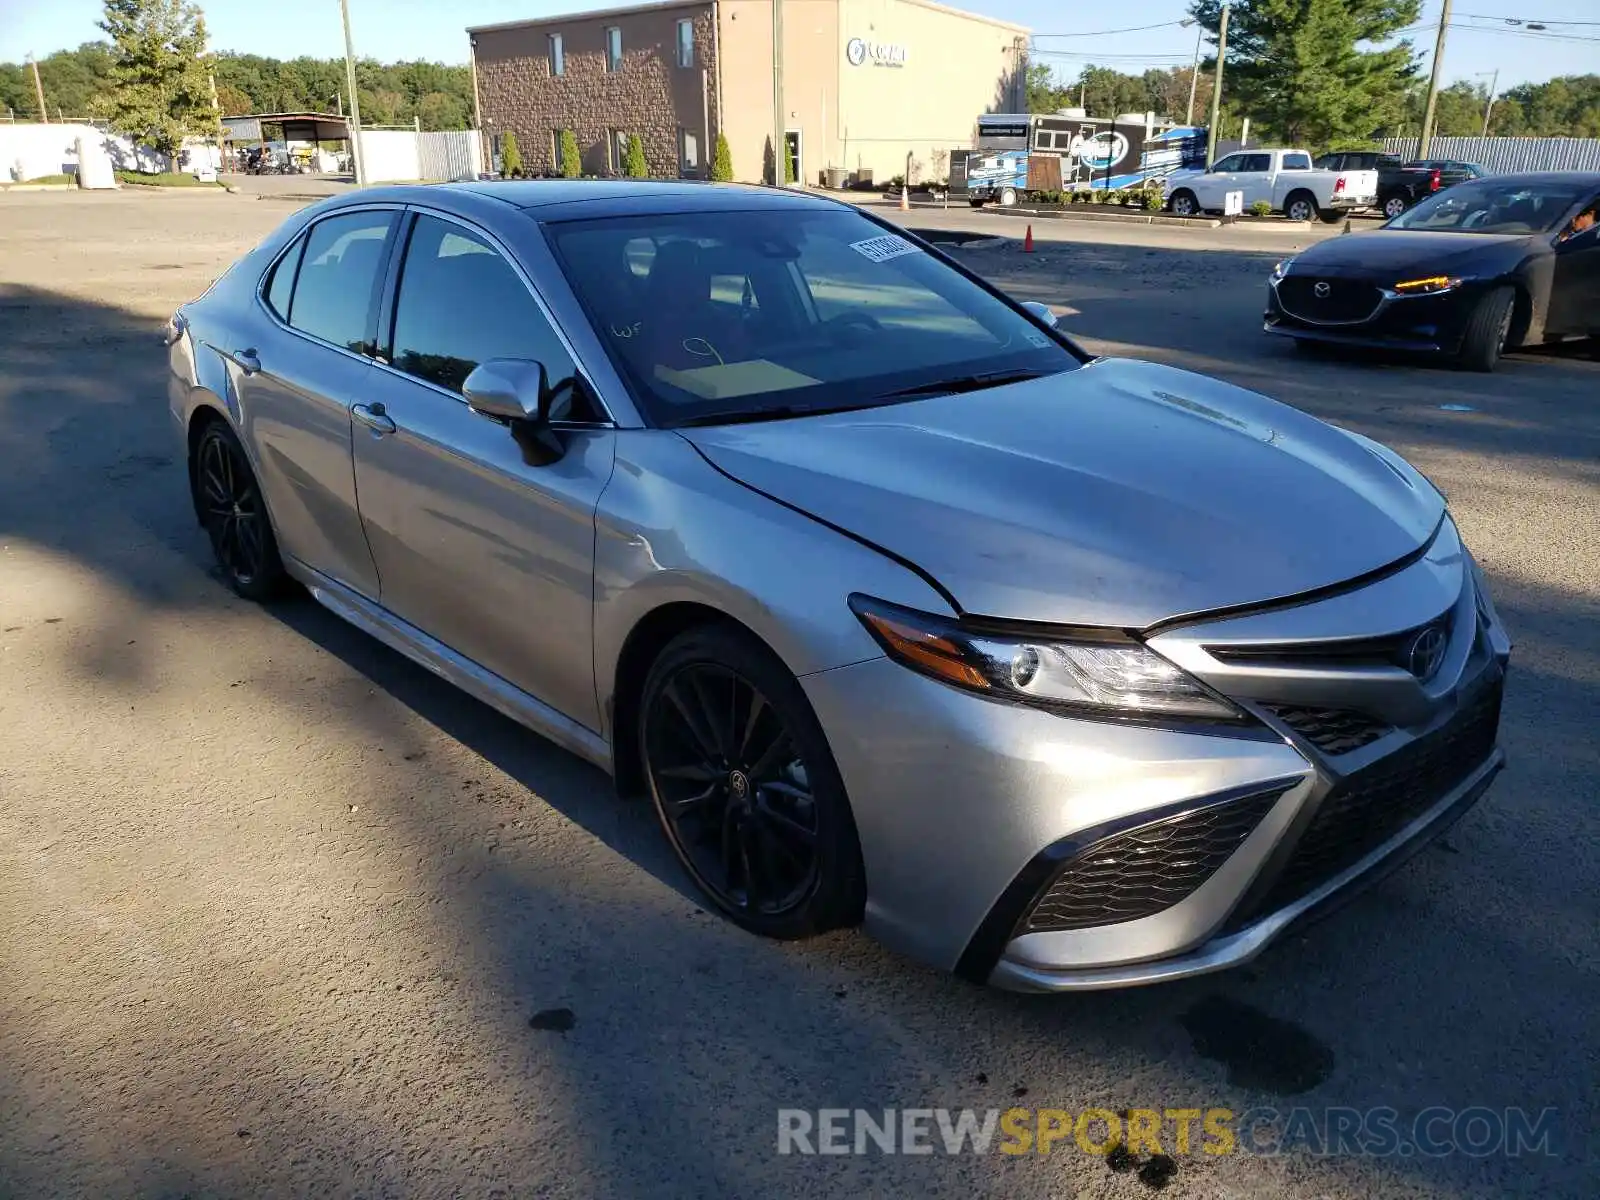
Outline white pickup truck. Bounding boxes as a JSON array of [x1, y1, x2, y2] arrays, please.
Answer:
[[1164, 148, 1379, 223]]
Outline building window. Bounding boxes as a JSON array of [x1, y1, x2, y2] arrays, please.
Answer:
[[608, 128, 629, 173], [679, 128, 700, 176], [605, 27, 622, 72], [676, 19, 694, 68], [548, 34, 564, 76]]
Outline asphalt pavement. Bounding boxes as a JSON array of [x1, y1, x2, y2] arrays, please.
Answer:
[[1, 186, 1595, 1199]]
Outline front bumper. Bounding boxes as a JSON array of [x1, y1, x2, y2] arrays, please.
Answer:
[[802, 527, 1511, 991], [1264, 275, 1482, 352]]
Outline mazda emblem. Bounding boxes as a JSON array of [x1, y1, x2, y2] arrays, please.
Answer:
[[1406, 626, 1448, 681], [1313, 281, 1332, 298]]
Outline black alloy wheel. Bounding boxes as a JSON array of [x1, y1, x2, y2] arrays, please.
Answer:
[[640, 625, 865, 939], [196, 421, 284, 600]]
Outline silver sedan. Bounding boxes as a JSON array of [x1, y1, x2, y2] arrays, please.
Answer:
[[167, 181, 1511, 991]]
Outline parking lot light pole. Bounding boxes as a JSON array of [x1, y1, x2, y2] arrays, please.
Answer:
[[1205, 3, 1230, 168], [339, 0, 367, 186]]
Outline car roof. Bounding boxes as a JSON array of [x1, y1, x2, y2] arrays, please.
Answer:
[[334, 179, 850, 222], [1442, 170, 1600, 186]]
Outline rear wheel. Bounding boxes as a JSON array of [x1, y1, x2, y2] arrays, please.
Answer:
[[999, 186, 1017, 208], [194, 419, 286, 601], [1381, 194, 1409, 220], [1169, 189, 1198, 217], [1457, 286, 1516, 373], [639, 624, 866, 940], [1284, 191, 1318, 223], [968, 196, 985, 208]]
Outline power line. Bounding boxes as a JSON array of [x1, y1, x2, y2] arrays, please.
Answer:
[[1447, 21, 1600, 41], [1031, 22, 1189, 38], [1456, 13, 1600, 25]]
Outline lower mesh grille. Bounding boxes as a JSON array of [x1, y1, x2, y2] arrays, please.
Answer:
[[1264, 704, 1392, 755], [1021, 790, 1284, 934], [1242, 680, 1503, 922]]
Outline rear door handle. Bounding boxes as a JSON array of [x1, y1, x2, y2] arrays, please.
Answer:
[[352, 401, 396, 435], [227, 347, 261, 375]]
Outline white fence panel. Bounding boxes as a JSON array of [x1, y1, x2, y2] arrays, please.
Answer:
[[417, 130, 482, 181], [358, 130, 422, 183], [1380, 136, 1600, 175]]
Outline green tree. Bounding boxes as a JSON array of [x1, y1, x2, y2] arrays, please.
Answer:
[[782, 136, 795, 183], [1189, 0, 1420, 147], [1026, 62, 1065, 113], [499, 129, 521, 176], [624, 132, 648, 177], [559, 128, 581, 178], [94, 0, 219, 162], [710, 131, 733, 181]]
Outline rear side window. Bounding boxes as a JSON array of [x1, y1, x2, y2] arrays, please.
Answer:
[[389, 213, 577, 397], [288, 211, 395, 354], [264, 237, 303, 319], [1281, 152, 1312, 170]]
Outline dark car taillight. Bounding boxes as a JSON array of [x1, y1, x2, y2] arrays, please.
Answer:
[[1429, 169, 1441, 191]]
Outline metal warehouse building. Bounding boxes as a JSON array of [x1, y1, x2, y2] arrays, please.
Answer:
[[468, 0, 1029, 187]]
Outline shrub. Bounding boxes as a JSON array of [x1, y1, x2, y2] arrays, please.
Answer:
[[710, 132, 733, 182], [499, 131, 522, 177], [1090, 189, 1106, 205], [1143, 188, 1164, 212], [558, 130, 581, 179], [1250, 199, 1273, 217], [783, 142, 796, 183], [623, 133, 648, 178]]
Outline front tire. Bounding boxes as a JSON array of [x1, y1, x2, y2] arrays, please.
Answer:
[[194, 419, 286, 601], [968, 196, 985, 208], [639, 624, 866, 940], [1457, 286, 1516, 372], [999, 186, 1017, 208], [1169, 189, 1198, 217]]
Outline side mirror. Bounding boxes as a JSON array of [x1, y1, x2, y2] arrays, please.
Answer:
[[1021, 301, 1058, 329], [462, 357, 566, 464]]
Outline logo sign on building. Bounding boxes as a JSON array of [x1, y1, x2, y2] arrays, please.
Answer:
[[846, 37, 908, 68], [222, 117, 263, 142]]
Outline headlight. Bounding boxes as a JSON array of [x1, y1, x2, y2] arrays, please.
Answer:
[[849, 596, 1242, 721], [1391, 275, 1464, 295], [1270, 259, 1292, 282]]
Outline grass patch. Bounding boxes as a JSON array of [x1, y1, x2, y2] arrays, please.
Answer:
[[21, 173, 74, 186], [115, 170, 223, 188]]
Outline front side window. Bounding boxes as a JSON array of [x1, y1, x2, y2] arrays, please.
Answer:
[[606, 26, 622, 72], [286, 211, 394, 353], [676, 19, 694, 68], [1240, 154, 1272, 172], [1211, 154, 1243, 173], [549, 33, 564, 76], [546, 209, 1081, 426], [390, 214, 576, 396], [1389, 179, 1589, 235]]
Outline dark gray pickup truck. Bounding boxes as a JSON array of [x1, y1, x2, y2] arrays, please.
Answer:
[[1314, 152, 1489, 220]]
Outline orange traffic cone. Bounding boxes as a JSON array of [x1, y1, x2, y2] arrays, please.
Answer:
[[899, 182, 909, 212], [1023, 224, 1034, 253]]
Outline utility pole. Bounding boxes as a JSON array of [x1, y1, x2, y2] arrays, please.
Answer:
[[1418, 0, 1452, 159], [339, 0, 367, 186], [1182, 19, 1203, 125], [1205, 2, 1230, 167], [27, 54, 48, 123], [771, 0, 784, 185], [1480, 67, 1500, 136]]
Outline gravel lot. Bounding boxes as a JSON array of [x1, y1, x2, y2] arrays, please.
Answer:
[[1, 186, 1595, 1199]]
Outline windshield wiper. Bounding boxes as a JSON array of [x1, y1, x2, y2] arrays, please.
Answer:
[[672, 400, 886, 428], [871, 368, 1053, 401]]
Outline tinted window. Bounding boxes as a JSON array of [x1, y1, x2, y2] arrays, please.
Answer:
[[1240, 154, 1272, 172], [548, 209, 1080, 426], [1389, 179, 1588, 234], [1212, 154, 1244, 172], [1280, 152, 1312, 170], [264, 235, 304, 319], [390, 213, 576, 397], [288, 211, 393, 353]]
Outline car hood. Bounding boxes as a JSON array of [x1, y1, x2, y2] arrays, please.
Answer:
[[1287, 230, 1538, 279], [682, 359, 1444, 628]]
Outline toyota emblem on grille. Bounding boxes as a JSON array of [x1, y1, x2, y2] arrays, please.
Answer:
[[1406, 625, 1448, 681], [1314, 281, 1332, 298]]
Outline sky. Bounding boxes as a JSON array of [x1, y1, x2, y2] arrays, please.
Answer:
[[1, 0, 1596, 90]]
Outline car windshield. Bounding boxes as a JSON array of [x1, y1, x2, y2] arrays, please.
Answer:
[[545, 208, 1080, 426], [1387, 179, 1586, 234]]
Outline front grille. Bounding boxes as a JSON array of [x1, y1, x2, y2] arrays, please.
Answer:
[[1243, 680, 1502, 921], [1208, 612, 1453, 673], [1277, 276, 1384, 324], [1021, 790, 1283, 934], [1263, 704, 1392, 755]]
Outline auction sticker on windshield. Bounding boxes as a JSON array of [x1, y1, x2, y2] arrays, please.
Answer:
[[849, 234, 921, 263]]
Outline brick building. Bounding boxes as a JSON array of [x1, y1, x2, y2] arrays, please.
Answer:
[[468, 0, 1028, 186]]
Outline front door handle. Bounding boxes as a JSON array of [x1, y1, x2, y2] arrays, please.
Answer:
[[352, 402, 396, 435], [227, 347, 261, 375]]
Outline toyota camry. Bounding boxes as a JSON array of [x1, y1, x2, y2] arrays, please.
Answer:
[[168, 181, 1511, 991], [1265, 171, 1600, 370]]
